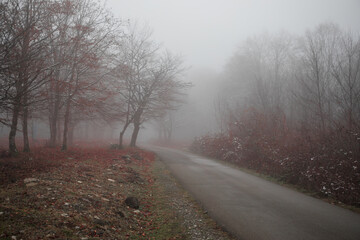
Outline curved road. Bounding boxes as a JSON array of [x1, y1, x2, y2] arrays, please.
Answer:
[[149, 146, 360, 240]]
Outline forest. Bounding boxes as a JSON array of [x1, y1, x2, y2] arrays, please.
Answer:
[[192, 23, 360, 206], [1, 0, 360, 239], [0, 0, 188, 154]]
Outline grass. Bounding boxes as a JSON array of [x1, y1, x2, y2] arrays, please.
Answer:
[[145, 160, 187, 239]]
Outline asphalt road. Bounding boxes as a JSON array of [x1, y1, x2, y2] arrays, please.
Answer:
[[149, 146, 360, 240]]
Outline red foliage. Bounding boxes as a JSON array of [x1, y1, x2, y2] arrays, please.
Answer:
[[191, 116, 360, 207]]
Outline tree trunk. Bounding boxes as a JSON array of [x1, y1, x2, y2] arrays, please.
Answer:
[[119, 130, 125, 149], [57, 120, 62, 144], [9, 101, 21, 155], [22, 90, 30, 152], [130, 122, 140, 147], [61, 99, 71, 151], [119, 122, 130, 149], [49, 116, 57, 147], [49, 104, 60, 147], [130, 109, 143, 147], [68, 122, 74, 147], [22, 104, 30, 152], [31, 119, 36, 141]]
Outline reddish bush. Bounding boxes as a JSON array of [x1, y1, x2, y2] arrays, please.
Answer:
[[191, 130, 360, 207]]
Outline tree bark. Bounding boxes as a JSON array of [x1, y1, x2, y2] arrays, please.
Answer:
[[119, 122, 130, 149], [68, 122, 74, 147], [61, 99, 71, 151], [119, 130, 125, 149], [9, 101, 21, 155], [22, 102, 30, 152], [130, 121, 140, 147], [130, 109, 143, 147]]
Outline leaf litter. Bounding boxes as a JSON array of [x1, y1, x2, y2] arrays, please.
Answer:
[[0, 147, 161, 239]]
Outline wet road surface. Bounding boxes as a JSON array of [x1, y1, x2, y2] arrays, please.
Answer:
[[148, 146, 360, 240]]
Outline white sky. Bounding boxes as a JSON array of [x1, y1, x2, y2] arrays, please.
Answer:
[[104, 0, 360, 71]]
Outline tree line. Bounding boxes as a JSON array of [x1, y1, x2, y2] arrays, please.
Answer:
[[191, 23, 360, 205], [217, 23, 360, 147], [0, 0, 189, 155]]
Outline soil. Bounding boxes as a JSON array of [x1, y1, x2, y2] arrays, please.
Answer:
[[0, 147, 233, 240]]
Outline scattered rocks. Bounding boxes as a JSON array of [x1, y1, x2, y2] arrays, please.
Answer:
[[132, 153, 143, 160], [24, 178, 39, 187], [24, 178, 39, 184], [94, 218, 108, 226], [116, 211, 125, 217], [122, 155, 131, 164], [26, 182, 38, 187], [125, 196, 139, 209]]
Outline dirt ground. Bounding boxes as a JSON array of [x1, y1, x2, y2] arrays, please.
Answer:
[[0, 147, 233, 240]]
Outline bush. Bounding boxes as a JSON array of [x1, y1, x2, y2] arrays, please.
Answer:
[[191, 131, 360, 207]]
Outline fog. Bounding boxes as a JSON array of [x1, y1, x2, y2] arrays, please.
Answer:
[[2, 2, 360, 237], [106, 0, 360, 71], [1, 0, 360, 149], [104, 0, 360, 143]]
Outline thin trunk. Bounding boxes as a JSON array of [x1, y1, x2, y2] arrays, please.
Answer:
[[21, 0, 31, 152], [68, 122, 74, 147], [119, 122, 130, 149], [31, 119, 36, 141], [57, 118, 62, 144], [49, 101, 60, 147], [119, 131, 125, 149], [130, 122, 140, 147], [61, 99, 71, 151], [22, 103, 30, 152], [49, 116, 57, 147], [9, 101, 21, 155], [130, 108, 143, 147]]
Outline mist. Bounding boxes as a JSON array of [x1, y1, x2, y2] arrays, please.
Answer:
[[1, 1, 360, 239]]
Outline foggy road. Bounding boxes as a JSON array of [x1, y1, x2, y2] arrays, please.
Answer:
[[149, 146, 360, 240]]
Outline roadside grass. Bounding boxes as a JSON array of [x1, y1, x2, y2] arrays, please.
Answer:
[[146, 160, 188, 239]]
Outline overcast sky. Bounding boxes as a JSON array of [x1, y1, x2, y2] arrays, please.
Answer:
[[104, 0, 360, 71]]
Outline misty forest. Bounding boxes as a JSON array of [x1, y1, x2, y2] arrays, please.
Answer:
[[1, 0, 360, 239]]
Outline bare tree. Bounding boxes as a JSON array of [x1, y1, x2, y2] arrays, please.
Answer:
[[331, 31, 360, 130], [112, 24, 189, 147], [296, 23, 340, 134], [1, 0, 55, 154]]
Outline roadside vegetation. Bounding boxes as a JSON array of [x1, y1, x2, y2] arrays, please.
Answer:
[[0, 143, 233, 239], [191, 23, 360, 209]]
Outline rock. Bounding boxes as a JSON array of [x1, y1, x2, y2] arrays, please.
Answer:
[[125, 196, 139, 209], [26, 182, 38, 187], [132, 153, 143, 160], [24, 178, 39, 184], [122, 155, 131, 163], [116, 211, 125, 217], [94, 219, 108, 226]]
